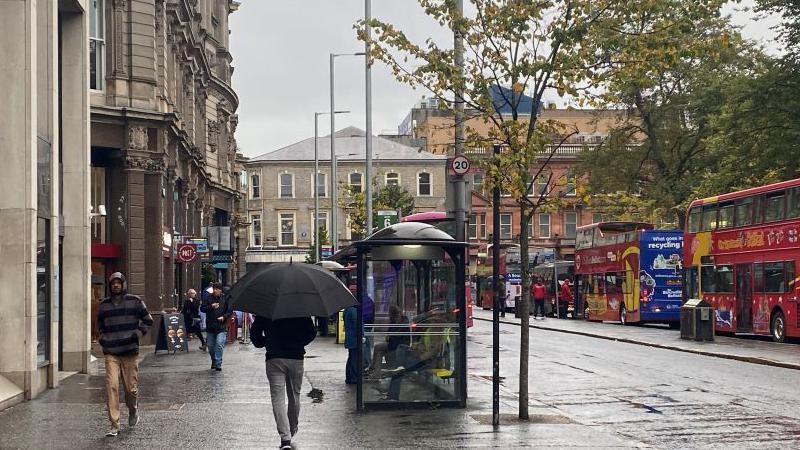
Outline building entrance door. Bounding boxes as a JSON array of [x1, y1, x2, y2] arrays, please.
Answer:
[[735, 264, 753, 332]]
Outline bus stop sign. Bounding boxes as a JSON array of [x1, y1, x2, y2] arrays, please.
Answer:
[[374, 210, 399, 229]]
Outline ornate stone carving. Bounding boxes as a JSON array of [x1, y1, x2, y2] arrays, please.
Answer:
[[128, 126, 148, 151], [124, 155, 166, 174], [207, 120, 220, 152], [113, 0, 127, 76]]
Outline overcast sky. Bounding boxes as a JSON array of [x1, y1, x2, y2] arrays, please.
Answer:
[[229, 1, 780, 159]]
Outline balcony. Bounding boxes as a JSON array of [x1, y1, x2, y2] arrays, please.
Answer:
[[464, 143, 597, 158]]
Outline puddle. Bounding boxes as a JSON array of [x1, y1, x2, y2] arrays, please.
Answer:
[[307, 388, 324, 403]]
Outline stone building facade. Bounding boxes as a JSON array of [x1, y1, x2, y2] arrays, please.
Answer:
[[0, 0, 90, 407], [89, 0, 245, 336], [244, 127, 448, 264]]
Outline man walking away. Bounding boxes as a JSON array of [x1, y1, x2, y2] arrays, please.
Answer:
[[532, 279, 547, 320], [344, 304, 358, 384], [181, 289, 206, 351], [97, 272, 153, 437], [201, 282, 231, 370], [251, 315, 317, 450]]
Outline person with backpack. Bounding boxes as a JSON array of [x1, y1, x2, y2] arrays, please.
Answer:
[[251, 315, 317, 450], [97, 272, 153, 437]]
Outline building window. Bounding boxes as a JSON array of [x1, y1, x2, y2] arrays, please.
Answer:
[[565, 211, 578, 238], [279, 212, 296, 246], [313, 211, 329, 237], [500, 213, 512, 239], [314, 172, 327, 197], [251, 174, 260, 199], [89, 0, 105, 91], [536, 172, 550, 196], [592, 213, 603, 224], [417, 172, 432, 196], [473, 172, 483, 193], [279, 173, 294, 198], [385, 172, 400, 186], [564, 172, 577, 196], [539, 213, 551, 238], [468, 214, 477, 240], [251, 214, 262, 247], [349, 172, 363, 193], [36, 218, 50, 364]]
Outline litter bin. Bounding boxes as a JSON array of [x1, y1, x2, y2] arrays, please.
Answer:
[[680, 298, 714, 341]]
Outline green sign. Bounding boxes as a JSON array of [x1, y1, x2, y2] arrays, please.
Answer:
[[373, 210, 400, 229]]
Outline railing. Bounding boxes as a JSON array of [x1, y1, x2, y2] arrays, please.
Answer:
[[464, 143, 598, 156]]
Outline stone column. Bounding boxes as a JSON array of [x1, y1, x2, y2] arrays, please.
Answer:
[[123, 152, 147, 297], [59, 5, 91, 375], [143, 162, 165, 313]]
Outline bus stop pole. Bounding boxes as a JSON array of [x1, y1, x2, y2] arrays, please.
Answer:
[[554, 259, 559, 318], [492, 144, 501, 428]]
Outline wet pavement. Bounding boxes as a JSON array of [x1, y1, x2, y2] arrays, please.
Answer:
[[2, 317, 798, 449], [0, 333, 635, 449], [473, 308, 800, 370]]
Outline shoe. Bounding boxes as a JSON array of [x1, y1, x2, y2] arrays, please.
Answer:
[[381, 366, 405, 378], [280, 441, 292, 449], [215, 366, 222, 371], [105, 427, 119, 437], [199, 345, 207, 351], [128, 410, 139, 428], [211, 364, 217, 370]]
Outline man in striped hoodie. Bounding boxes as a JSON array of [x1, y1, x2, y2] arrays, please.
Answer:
[[97, 272, 154, 437]]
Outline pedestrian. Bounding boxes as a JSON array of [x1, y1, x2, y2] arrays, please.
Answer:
[[499, 281, 507, 318], [560, 277, 574, 319], [250, 315, 317, 450], [97, 272, 153, 437], [532, 278, 547, 320], [181, 289, 206, 351], [201, 282, 231, 371], [344, 304, 358, 384]]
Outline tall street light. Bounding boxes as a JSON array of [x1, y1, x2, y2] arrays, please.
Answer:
[[315, 110, 349, 262], [330, 52, 366, 253], [364, 0, 373, 236]]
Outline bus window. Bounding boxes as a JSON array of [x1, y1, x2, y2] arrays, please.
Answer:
[[717, 202, 734, 229], [701, 204, 718, 231], [753, 263, 764, 292], [734, 197, 753, 227], [688, 207, 702, 233], [765, 191, 786, 222], [701, 265, 716, 292], [685, 266, 699, 300], [752, 194, 765, 224], [765, 262, 789, 293], [788, 187, 800, 219], [605, 273, 619, 294], [716, 265, 734, 293], [786, 262, 795, 292]]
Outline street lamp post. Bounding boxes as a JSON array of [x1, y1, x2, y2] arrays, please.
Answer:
[[554, 234, 561, 318], [330, 52, 365, 253], [315, 111, 349, 262]]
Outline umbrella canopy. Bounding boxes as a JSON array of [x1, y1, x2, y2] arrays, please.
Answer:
[[228, 262, 357, 319]]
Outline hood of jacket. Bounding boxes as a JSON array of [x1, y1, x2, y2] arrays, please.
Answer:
[[108, 272, 128, 294]]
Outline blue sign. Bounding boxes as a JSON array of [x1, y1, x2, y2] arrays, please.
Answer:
[[639, 230, 683, 321], [321, 246, 333, 259]]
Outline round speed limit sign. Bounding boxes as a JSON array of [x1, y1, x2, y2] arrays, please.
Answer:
[[451, 155, 471, 176]]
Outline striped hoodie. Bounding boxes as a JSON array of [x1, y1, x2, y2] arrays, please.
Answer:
[[97, 273, 154, 356]]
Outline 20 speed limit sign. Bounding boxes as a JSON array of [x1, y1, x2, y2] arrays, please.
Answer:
[[450, 155, 471, 175]]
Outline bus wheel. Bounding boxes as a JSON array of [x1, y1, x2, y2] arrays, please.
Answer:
[[771, 311, 786, 343], [620, 304, 627, 325]]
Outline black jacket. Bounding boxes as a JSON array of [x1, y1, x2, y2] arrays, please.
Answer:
[[201, 294, 231, 334], [250, 316, 317, 360]]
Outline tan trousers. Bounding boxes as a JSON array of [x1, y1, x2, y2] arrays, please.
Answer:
[[104, 354, 139, 428]]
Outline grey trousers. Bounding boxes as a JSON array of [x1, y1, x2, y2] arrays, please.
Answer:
[[266, 358, 304, 442]]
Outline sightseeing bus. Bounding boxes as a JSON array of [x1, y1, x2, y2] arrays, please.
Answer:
[[401, 211, 473, 327], [575, 222, 683, 326], [684, 179, 800, 342]]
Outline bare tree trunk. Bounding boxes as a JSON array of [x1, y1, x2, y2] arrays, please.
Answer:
[[518, 206, 531, 420]]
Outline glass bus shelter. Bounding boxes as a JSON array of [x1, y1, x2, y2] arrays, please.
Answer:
[[334, 222, 469, 410]]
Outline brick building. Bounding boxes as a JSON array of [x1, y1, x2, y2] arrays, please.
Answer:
[[88, 0, 246, 335]]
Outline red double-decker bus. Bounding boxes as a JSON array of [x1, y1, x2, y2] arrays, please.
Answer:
[[684, 179, 800, 342]]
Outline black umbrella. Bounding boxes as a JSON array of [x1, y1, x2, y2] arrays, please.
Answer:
[[228, 262, 357, 319]]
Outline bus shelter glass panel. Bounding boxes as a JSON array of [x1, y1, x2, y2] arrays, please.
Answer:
[[362, 258, 463, 405]]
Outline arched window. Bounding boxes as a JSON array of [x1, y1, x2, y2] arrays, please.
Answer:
[[385, 172, 400, 186]]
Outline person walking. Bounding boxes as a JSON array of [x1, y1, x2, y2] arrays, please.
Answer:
[[250, 315, 317, 450], [97, 272, 153, 437], [181, 289, 206, 351], [201, 282, 231, 371], [344, 304, 358, 384], [560, 277, 574, 319], [532, 278, 547, 320]]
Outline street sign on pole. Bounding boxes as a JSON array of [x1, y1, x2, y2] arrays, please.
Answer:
[[449, 155, 471, 176], [176, 244, 198, 263], [373, 210, 399, 230]]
